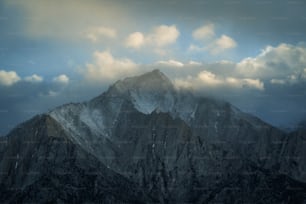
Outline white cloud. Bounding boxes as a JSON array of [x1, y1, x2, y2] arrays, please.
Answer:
[[238, 78, 264, 90], [180, 43, 306, 89], [189, 23, 237, 54], [184, 43, 306, 89], [24, 74, 43, 83], [209, 35, 237, 54], [157, 60, 184, 68], [215, 35, 237, 49], [198, 70, 221, 86], [188, 61, 202, 66], [236, 43, 306, 82], [85, 26, 117, 42], [236, 57, 264, 77], [270, 79, 286, 85], [148, 25, 180, 47], [192, 23, 215, 40], [0, 70, 20, 86], [153, 59, 201, 70], [175, 70, 264, 91], [125, 32, 145, 48], [189, 33, 237, 54], [197, 71, 263, 90], [125, 25, 180, 49], [84, 51, 138, 81], [53, 74, 69, 85]]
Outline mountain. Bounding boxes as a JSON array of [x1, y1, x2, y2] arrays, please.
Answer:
[[1, 69, 306, 203], [0, 115, 146, 203], [297, 120, 306, 131]]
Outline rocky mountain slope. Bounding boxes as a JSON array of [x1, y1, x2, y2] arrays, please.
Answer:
[[0, 70, 306, 203]]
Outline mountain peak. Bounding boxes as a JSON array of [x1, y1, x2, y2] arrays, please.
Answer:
[[124, 69, 172, 87], [141, 69, 169, 81], [109, 69, 174, 94], [99, 70, 176, 114]]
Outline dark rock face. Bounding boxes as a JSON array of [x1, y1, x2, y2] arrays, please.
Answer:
[[1, 70, 306, 203], [0, 115, 146, 203]]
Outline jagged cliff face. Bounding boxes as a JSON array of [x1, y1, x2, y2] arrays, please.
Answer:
[[1, 70, 306, 203], [0, 115, 145, 203]]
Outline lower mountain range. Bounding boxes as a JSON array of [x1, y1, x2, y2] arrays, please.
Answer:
[[0, 70, 306, 203]]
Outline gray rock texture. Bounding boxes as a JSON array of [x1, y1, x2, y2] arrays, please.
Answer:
[[1, 70, 306, 203]]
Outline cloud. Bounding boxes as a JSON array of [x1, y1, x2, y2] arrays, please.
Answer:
[[189, 23, 237, 54], [187, 43, 306, 88], [157, 60, 184, 68], [53, 74, 69, 85], [125, 32, 145, 48], [238, 78, 264, 90], [209, 35, 237, 54], [84, 51, 138, 81], [84, 26, 117, 42], [125, 25, 180, 49], [148, 25, 180, 47], [174, 70, 264, 91], [270, 79, 286, 85], [192, 23, 215, 40], [43, 90, 59, 97], [0, 70, 21, 86], [24, 74, 43, 83], [236, 43, 306, 82], [188, 61, 202, 66], [197, 70, 221, 86], [198, 70, 264, 90]]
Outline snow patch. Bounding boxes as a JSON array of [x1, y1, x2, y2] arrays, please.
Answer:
[[49, 103, 90, 146], [15, 154, 19, 169], [214, 121, 218, 133], [190, 104, 198, 119], [80, 108, 107, 137], [129, 88, 176, 115], [130, 90, 158, 114]]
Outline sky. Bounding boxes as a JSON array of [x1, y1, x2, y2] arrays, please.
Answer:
[[1, 0, 306, 134]]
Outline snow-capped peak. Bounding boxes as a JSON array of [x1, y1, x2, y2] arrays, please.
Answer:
[[108, 69, 174, 94], [96, 69, 176, 114]]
